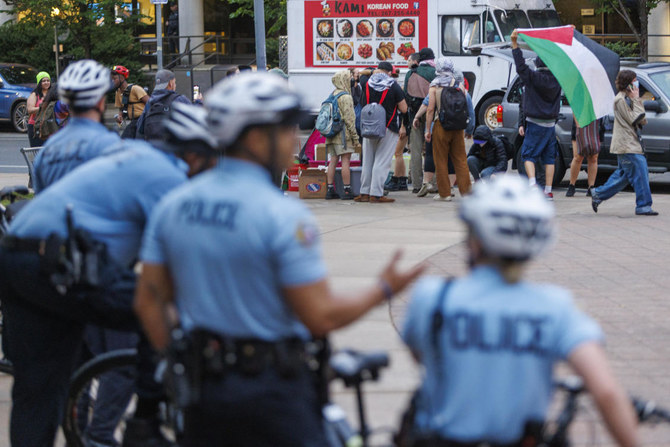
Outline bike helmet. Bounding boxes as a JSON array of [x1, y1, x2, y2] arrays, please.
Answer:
[[204, 72, 305, 149], [459, 175, 556, 261], [161, 102, 217, 155], [57, 60, 113, 110], [112, 65, 129, 79]]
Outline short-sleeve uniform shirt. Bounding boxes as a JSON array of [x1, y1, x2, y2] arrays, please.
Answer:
[[141, 158, 328, 341], [402, 267, 603, 444], [115, 84, 147, 120]]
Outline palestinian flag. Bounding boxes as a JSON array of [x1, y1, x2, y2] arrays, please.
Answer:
[[518, 26, 620, 127]]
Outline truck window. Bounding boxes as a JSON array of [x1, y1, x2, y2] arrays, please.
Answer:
[[495, 10, 531, 41], [442, 15, 480, 56], [483, 13, 500, 43], [527, 10, 561, 28]]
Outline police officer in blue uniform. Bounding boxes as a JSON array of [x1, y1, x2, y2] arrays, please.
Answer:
[[32, 60, 121, 193], [402, 175, 638, 447], [0, 103, 217, 447], [134, 72, 425, 446]]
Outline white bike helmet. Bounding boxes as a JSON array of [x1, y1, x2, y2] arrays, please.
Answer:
[[459, 175, 556, 261], [57, 60, 113, 110], [161, 102, 217, 155], [204, 72, 304, 148]]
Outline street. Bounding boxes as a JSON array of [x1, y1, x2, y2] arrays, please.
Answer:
[[2, 127, 670, 445]]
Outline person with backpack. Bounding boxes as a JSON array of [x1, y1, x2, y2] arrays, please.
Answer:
[[355, 62, 409, 203], [136, 69, 192, 141], [318, 70, 360, 200], [112, 65, 149, 139], [424, 57, 472, 201], [511, 29, 562, 200], [404, 48, 436, 193], [26, 71, 51, 147], [467, 125, 508, 182], [400, 175, 638, 447], [34, 83, 70, 142]]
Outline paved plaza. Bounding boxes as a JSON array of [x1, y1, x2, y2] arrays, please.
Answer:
[[1, 171, 670, 445]]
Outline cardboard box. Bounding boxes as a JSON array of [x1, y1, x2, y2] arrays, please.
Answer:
[[299, 169, 327, 199], [315, 144, 327, 161]]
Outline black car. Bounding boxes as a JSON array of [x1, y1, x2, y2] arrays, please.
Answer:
[[493, 61, 670, 185]]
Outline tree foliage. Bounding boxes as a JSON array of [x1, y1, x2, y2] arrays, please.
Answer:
[[593, 0, 670, 59], [224, 0, 287, 66], [0, 0, 145, 84]]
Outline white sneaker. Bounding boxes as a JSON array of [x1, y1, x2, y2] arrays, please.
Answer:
[[433, 194, 452, 202]]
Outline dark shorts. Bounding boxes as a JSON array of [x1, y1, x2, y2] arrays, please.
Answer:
[[520, 121, 556, 165]]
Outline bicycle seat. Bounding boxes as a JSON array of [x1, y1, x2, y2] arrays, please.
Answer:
[[329, 349, 389, 386], [0, 185, 29, 199]]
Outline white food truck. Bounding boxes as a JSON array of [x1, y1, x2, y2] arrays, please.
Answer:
[[287, 0, 561, 127]]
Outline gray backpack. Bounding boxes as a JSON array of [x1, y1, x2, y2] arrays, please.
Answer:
[[360, 84, 395, 139]]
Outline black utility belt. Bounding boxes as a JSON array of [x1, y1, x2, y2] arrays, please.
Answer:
[[412, 438, 522, 447], [0, 235, 47, 253], [188, 329, 309, 378]]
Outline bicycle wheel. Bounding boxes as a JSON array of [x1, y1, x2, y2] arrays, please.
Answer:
[[63, 348, 138, 447]]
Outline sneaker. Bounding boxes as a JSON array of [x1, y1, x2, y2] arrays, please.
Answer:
[[370, 195, 395, 203], [341, 189, 354, 200], [566, 184, 576, 197], [411, 187, 421, 194], [433, 194, 452, 202], [121, 418, 176, 447], [416, 183, 430, 197], [636, 210, 659, 216], [325, 188, 340, 200], [586, 186, 593, 197], [545, 192, 554, 201], [591, 198, 600, 213], [353, 194, 370, 202], [397, 177, 409, 191], [384, 176, 398, 191], [427, 185, 439, 194]]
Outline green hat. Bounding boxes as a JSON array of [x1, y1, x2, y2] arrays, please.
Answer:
[[36, 71, 51, 84]]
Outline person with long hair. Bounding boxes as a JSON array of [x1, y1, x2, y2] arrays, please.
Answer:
[[26, 71, 51, 147], [591, 70, 658, 216]]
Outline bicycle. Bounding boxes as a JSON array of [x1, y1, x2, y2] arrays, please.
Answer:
[[544, 376, 670, 446], [62, 341, 393, 447]]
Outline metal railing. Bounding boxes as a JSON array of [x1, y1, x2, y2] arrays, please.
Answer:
[[136, 35, 256, 70]]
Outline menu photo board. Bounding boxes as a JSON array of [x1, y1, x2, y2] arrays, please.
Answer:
[[305, 0, 428, 68]]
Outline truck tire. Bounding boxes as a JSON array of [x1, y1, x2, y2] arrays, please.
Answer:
[[477, 95, 503, 130]]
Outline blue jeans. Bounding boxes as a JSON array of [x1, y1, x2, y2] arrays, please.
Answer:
[[520, 122, 556, 165], [467, 156, 496, 180], [592, 154, 653, 213]]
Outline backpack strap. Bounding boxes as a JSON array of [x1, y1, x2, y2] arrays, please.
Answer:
[[366, 84, 396, 129]]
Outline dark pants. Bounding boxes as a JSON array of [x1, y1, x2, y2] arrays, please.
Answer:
[[0, 248, 149, 447], [182, 368, 327, 447], [424, 139, 435, 173]]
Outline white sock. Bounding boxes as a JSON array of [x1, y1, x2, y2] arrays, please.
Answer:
[[529, 177, 536, 187], [544, 185, 552, 193]]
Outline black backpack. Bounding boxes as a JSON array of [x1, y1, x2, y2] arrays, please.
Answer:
[[438, 85, 469, 131], [141, 92, 180, 141]]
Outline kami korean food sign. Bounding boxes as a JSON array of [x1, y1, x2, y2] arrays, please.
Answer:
[[305, 0, 428, 67]]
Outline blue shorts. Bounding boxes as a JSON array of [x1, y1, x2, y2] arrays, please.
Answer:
[[521, 121, 556, 165]]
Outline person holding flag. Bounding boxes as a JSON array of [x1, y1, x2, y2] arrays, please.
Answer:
[[511, 29, 562, 200]]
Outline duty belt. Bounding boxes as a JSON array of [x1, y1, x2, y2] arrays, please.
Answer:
[[0, 235, 47, 254]]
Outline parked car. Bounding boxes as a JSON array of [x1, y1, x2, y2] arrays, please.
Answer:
[[493, 60, 670, 185], [0, 63, 37, 133]]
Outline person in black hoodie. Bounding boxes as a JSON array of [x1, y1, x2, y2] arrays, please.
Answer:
[[511, 29, 562, 200], [136, 69, 193, 141], [467, 125, 508, 181]]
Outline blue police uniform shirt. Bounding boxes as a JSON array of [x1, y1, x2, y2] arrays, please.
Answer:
[[10, 141, 187, 267], [141, 158, 327, 341], [32, 117, 122, 193], [402, 267, 603, 444]]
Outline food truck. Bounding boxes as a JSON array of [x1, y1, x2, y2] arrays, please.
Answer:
[[287, 0, 560, 127]]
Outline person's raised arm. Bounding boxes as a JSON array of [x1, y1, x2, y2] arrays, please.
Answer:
[[283, 250, 425, 336], [569, 342, 638, 447]]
